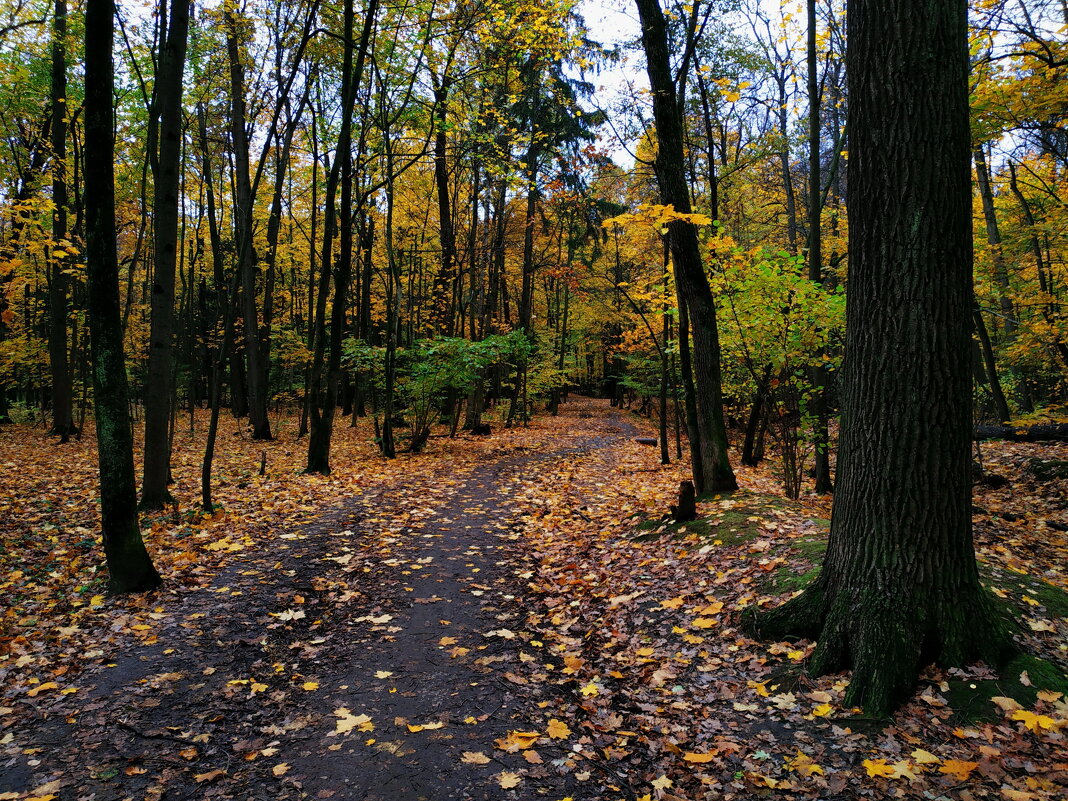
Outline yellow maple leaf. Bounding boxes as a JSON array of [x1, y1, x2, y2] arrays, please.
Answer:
[[497, 771, 521, 789], [910, 749, 940, 765], [579, 682, 599, 697], [26, 682, 58, 698], [1011, 709, 1058, 733], [692, 617, 718, 629], [332, 708, 373, 735], [374, 671, 393, 679], [272, 763, 289, 777], [786, 750, 824, 776], [888, 760, 918, 781], [938, 759, 978, 781], [461, 751, 490, 765], [862, 759, 896, 778], [546, 719, 571, 739], [301, 682, 319, 691], [811, 703, 833, 717], [495, 730, 540, 751], [660, 597, 685, 609]]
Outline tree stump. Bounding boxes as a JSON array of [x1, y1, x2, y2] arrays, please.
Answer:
[[670, 480, 697, 522]]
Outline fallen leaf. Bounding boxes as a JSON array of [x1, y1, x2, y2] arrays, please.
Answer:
[[939, 760, 978, 781], [497, 771, 521, 789], [546, 718, 571, 739]]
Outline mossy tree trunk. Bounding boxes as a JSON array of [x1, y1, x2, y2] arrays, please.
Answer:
[[744, 0, 1015, 717], [84, 0, 161, 594]]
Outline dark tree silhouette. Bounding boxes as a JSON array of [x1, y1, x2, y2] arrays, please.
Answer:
[[83, 0, 161, 592]]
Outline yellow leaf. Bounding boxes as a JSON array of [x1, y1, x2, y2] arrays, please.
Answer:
[[272, 763, 289, 777], [911, 749, 940, 764], [939, 760, 978, 781], [332, 708, 373, 735], [862, 759, 896, 778], [811, 703, 833, 717], [888, 760, 918, 781], [461, 751, 491, 765], [89, 594, 105, 607], [302, 682, 319, 691], [374, 671, 393, 679], [1011, 709, 1058, 733], [546, 719, 571, 739], [439, 636, 458, 646], [682, 752, 716, 763], [250, 682, 268, 693], [692, 617, 718, 629], [579, 682, 599, 697], [194, 769, 226, 783], [497, 771, 521, 789], [786, 750, 824, 776], [26, 682, 58, 697], [495, 731, 540, 751], [660, 597, 684, 609]]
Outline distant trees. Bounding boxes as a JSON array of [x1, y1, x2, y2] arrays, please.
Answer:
[[0, 0, 1063, 529]]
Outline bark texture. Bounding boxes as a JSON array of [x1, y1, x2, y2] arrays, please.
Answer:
[[744, 0, 1014, 716], [84, 0, 161, 593], [635, 0, 736, 492], [141, 0, 190, 508]]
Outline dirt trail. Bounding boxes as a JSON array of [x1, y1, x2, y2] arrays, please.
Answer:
[[3, 398, 639, 801]]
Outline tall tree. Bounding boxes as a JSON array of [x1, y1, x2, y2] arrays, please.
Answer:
[[634, 0, 737, 492], [84, 0, 161, 593], [47, 0, 74, 441], [744, 0, 1015, 715], [141, 0, 191, 509], [306, 0, 377, 474], [806, 0, 832, 493], [226, 9, 271, 440]]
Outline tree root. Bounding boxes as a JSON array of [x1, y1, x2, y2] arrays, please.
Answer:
[[743, 577, 1018, 717]]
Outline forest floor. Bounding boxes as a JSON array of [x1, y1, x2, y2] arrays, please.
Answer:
[[1, 397, 1066, 801]]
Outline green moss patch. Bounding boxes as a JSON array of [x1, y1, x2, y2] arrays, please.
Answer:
[[945, 654, 1068, 724]]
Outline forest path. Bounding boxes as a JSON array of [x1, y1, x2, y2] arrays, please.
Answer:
[[3, 397, 642, 801]]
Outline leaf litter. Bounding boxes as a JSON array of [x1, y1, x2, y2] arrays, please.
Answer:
[[0, 399, 1065, 799]]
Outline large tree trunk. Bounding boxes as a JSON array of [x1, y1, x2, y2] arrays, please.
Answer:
[[635, 0, 736, 492], [84, 0, 161, 593], [744, 0, 1015, 717], [141, 0, 190, 509], [48, 0, 74, 442]]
